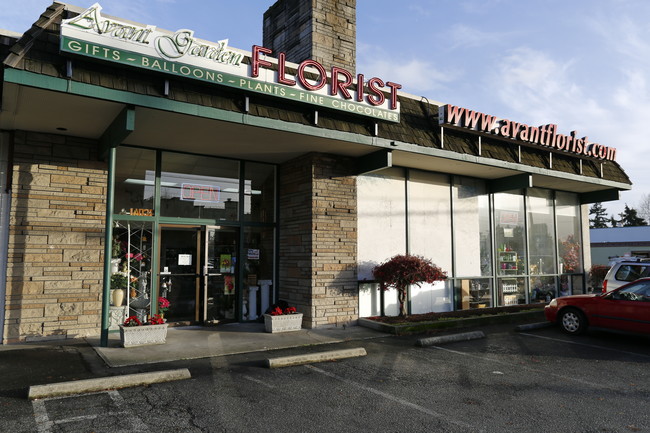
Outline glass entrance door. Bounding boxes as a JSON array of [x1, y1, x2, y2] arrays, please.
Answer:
[[159, 226, 201, 323], [158, 225, 239, 324], [203, 226, 239, 323]]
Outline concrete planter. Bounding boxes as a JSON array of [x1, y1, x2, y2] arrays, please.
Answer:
[[119, 323, 168, 347], [264, 313, 303, 333]]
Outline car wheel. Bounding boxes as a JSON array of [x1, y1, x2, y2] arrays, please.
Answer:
[[559, 308, 587, 335]]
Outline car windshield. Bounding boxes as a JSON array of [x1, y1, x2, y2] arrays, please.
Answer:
[[610, 280, 650, 301]]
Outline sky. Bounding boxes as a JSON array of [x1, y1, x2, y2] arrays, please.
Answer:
[[1, 0, 649, 219]]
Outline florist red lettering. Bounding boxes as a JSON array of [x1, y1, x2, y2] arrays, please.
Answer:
[[250, 45, 401, 110]]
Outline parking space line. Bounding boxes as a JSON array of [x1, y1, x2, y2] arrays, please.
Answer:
[[428, 345, 605, 389], [32, 390, 149, 433], [518, 332, 650, 359], [32, 399, 52, 433], [242, 374, 274, 389], [305, 365, 483, 432]]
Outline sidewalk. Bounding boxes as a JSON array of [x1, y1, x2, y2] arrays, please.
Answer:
[[91, 322, 386, 367]]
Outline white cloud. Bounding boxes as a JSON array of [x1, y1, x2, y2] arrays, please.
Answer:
[[357, 43, 455, 95], [488, 43, 650, 214]]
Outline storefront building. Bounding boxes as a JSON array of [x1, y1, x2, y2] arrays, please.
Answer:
[[0, 1, 631, 344]]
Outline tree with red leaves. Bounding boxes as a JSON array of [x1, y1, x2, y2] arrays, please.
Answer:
[[372, 254, 447, 317]]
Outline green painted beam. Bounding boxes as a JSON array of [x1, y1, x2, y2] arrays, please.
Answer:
[[3, 69, 632, 192], [99, 106, 135, 160], [356, 149, 392, 175], [488, 174, 533, 193], [579, 189, 620, 204], [100, 145, 117, 347]]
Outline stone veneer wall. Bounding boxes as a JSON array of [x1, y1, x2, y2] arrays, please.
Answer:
[[279, 152, 358, 327], [3, 131, 106, 343], [263, 0, 356, 74]]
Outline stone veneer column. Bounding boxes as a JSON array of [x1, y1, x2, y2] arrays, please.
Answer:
[[279, 152, 358, 328], [263, 0, 356, 74], [3, 131, 106, 343]]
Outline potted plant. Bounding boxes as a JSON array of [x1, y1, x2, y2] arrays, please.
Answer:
[[119, 314, 168, 347], [158, 296, 170, 318], [372, 254, 447, 317], [263, 304, 303, 333]]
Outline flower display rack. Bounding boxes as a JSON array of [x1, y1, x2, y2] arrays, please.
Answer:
[[263, 313, 303, 333], [119, 323, 168, 347]]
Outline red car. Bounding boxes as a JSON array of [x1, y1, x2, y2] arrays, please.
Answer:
[[545, 277, 650, 335]]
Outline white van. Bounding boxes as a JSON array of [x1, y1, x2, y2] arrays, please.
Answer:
[[602, 260, 650, 292]]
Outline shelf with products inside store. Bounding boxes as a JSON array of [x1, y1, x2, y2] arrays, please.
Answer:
[[498, 250, 518, 273], [501, 278, 521, 306]]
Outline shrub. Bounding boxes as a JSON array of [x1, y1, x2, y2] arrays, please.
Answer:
[[372, 254, 447, 317], [589, 264, 609, 289]]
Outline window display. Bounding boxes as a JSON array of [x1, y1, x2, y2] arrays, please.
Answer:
[[111, 221, 154, 323]]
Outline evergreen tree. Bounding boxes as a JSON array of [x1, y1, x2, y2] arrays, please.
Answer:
[[589, 202, 609, 228], [618, 204, 648, 227], [609, 215, 618, 228]]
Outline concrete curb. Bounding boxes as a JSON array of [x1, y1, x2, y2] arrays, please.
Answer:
[[416, 331, 485, 347], [28, 368, 192, 400], [514, 322, 553, 332], [359, 309, 545, 335], [266, 347, 367, 368]]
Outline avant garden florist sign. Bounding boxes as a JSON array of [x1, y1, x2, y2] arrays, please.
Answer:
[[60, 4, 401, 122], [439, 104, 617, 161]]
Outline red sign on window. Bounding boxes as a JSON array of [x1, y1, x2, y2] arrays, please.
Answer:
[[181, 183, 221, 203]]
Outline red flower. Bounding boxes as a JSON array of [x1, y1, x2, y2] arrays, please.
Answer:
[[123, 316, 142, 327], [269, 305, 298, 316], [158, 297, 170, 314], [149, 314, 165, 325]]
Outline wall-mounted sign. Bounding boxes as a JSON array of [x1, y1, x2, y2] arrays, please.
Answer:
[[129, 208, 153, 216], [181, 183, 220, 203], [60, 4, 401, 122], [439, 104, 617, 161]]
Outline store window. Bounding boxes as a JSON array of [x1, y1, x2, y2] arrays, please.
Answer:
[[114, 147, 156, 214], [453, 176, 492, 309], [556, 192, 583, 275], [357, 168, 407, 279], [527, 189, 557, 275], [456, 278, 493, 309], [244, 162, 276, 223], [408, 171, 452, 313], [160, 152, 240, 220], [242, 227, 275, 319], [494, 191, 526, 305], [357, 168, 406, 316], [453, 177, 491, 277], [527, 189, 557, 302]]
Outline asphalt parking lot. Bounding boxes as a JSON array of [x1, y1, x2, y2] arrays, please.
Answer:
[[6, 322, 650, 432]]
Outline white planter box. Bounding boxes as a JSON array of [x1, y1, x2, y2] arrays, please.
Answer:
[[264, 313, 303, 333], [119, 323, 168, 347]]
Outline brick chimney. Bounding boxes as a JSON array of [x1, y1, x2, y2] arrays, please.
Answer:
[[263, 0, 356, 74]]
